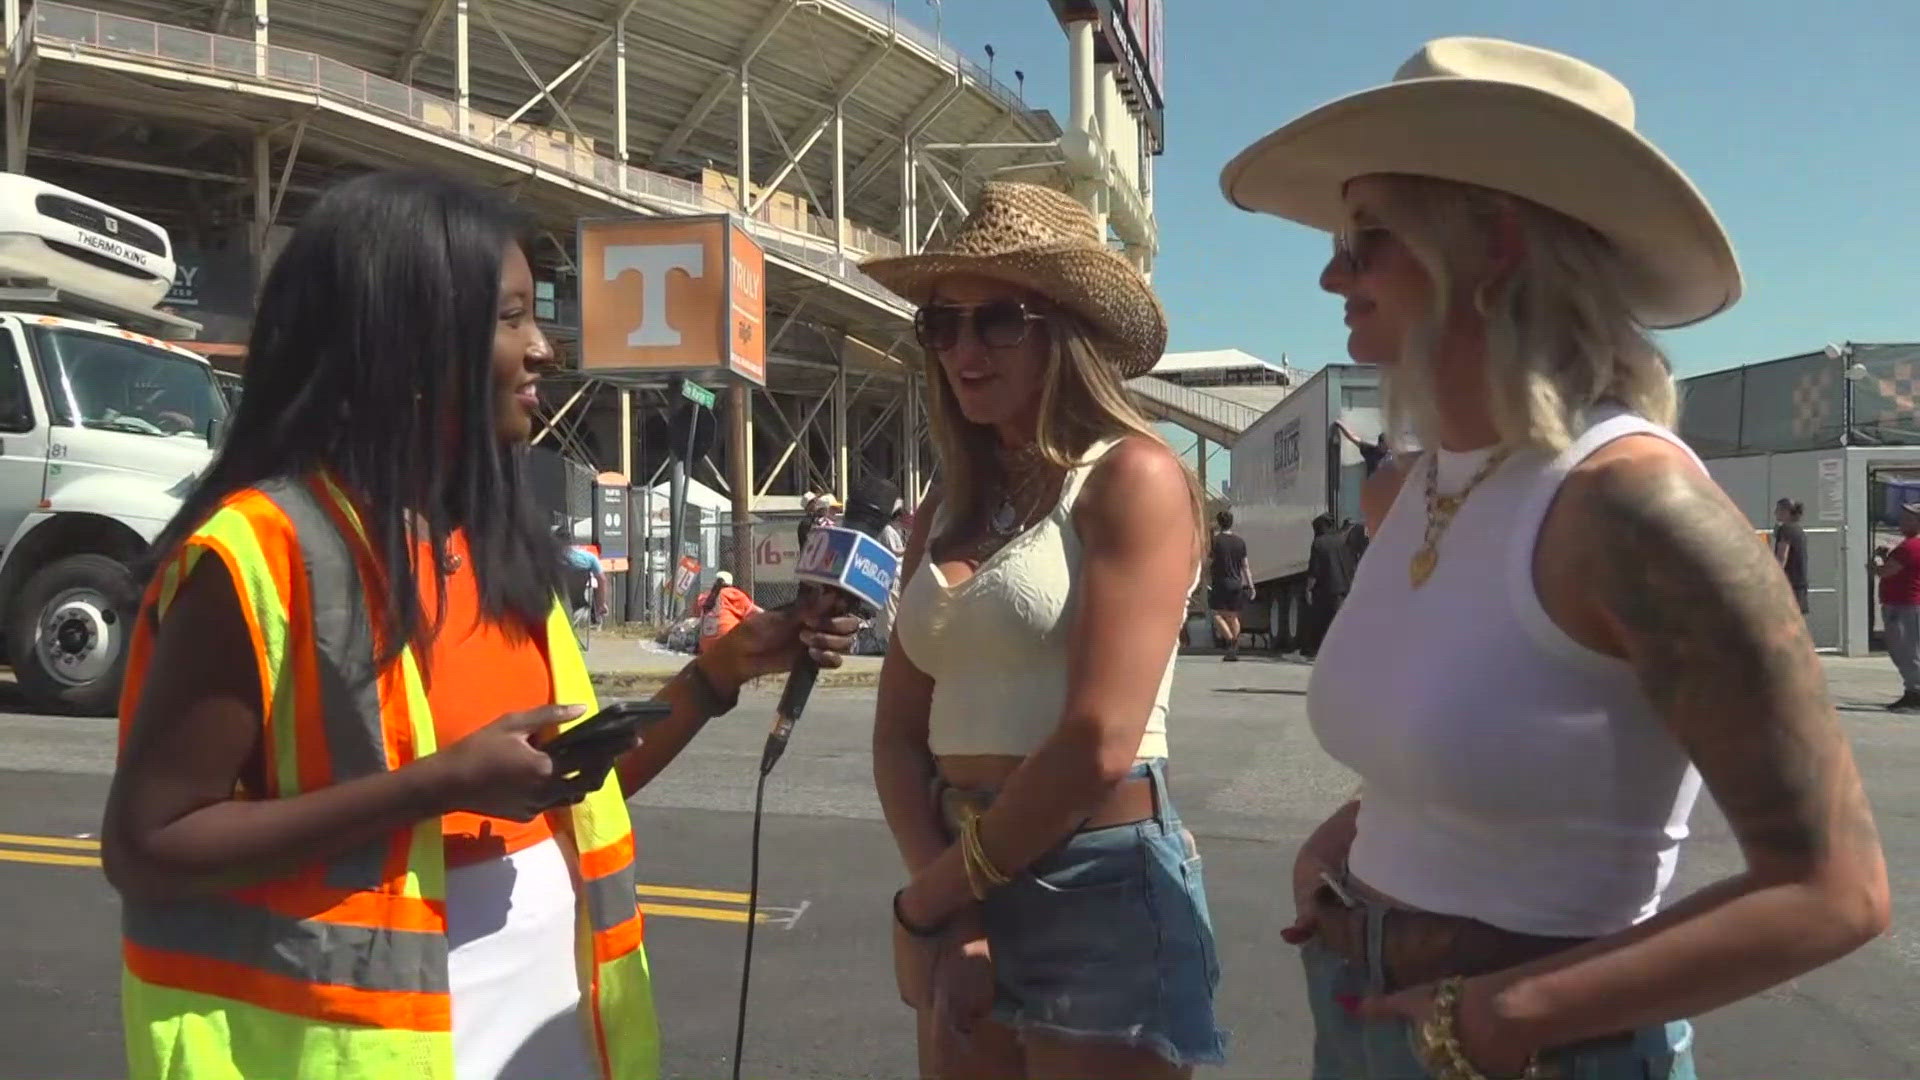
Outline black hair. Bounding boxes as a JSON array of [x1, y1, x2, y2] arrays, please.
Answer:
[[151, 170, 562, 667], [1312, 513, 1335, 535], [1216, 509, 1234, 530], [1777, 497, 1804, 520], [702, 578, 728, 615]]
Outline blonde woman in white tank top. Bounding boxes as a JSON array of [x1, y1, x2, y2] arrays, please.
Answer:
[[860, 183, 1226, 1078], [1221, 38, 1888, 1080]]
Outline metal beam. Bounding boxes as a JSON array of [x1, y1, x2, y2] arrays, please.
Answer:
[[210, 0, 239, 33], [266, 114, 307, 229], [648, 0, 794, 168], [251, 131, 270, 273], [844, 76, 963, 201], [833, 350, 847, 501], [4, 28, 34, 174], [745, 37, 891, 216], [396, 0, 455, 81], [500, 37, 605, 127], [915, 150, 968, 217], [923, 141, 1058, 151], [550, 0, 640, 124], [252, 0, 268, 78], [477, 0, 591, 149], [612, 16, 628, 188], [747, 96, 828, 216], [24, 147, 327, 192], [454, 0, 470, 134]]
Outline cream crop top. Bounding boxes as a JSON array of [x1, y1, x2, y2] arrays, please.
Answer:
[[893, 437, 1177, 760]]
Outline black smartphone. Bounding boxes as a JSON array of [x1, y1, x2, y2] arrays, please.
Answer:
[[538, 700, 673, 760]]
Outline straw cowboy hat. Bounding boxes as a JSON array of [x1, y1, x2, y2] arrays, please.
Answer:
[[1219, 37, 1741, 329], [860, 181, 1168, 377]]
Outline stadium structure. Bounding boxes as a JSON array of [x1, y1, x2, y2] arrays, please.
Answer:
[[0, 0, 1194, 600]]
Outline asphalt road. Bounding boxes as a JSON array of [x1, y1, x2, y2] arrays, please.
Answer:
[[1, 656, 1918, 1079]]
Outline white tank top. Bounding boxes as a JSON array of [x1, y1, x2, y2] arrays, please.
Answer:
[[894, 437, 1175, 760], [1307, 409, 1704, 937]]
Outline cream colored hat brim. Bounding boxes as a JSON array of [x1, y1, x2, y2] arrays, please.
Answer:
[[861, 242, 1168, 379], [1220, 77, 1740, 329]]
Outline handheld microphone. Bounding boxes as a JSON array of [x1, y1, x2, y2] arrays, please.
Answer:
[[761, 476, 902, 775]]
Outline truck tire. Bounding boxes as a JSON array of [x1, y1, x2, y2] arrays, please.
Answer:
[[9, 553, 139, 717]]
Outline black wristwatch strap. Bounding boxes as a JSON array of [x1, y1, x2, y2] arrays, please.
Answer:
[[893, 889, 948, 939], [682, 659, 739, 718]]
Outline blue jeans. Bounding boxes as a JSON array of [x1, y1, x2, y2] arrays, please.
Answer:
[[1300, 898, 1695, 1079], [977, 760, 1228, 1068]]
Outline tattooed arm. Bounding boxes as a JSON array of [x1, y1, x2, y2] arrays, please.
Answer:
[[1403, 436, 1890, 1066]]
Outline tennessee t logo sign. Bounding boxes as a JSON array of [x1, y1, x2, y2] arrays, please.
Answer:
[[577, 215, 767, 385], [603, 243, 703, 347]]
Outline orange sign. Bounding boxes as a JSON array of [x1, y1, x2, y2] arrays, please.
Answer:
[[577, 215, 768, 385], [729, 224, 766, 384]]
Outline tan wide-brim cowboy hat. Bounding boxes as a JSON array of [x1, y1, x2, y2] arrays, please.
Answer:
[[860, 181, 1168, 378], [1220, 37, 1741, 329]]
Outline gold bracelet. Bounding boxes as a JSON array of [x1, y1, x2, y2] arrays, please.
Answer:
[[959, 822, 987, 901], [1413, 978, 1549, 1080], [968, 815, 1010, 887], [959, 813, 1010, 899]]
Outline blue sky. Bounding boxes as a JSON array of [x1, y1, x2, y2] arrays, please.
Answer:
[[922, 0, 1918, 377]]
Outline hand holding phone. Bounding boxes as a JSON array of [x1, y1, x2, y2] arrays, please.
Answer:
[[534, 701, 673, 805]]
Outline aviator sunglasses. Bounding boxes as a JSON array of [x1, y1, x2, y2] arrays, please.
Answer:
[[914, 299, 1048, 352], [1333, 223, 1393, 275]]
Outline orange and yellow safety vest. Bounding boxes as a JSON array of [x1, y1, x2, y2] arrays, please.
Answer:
[[116, 474, 658, 1079]]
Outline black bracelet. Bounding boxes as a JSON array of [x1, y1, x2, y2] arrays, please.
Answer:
[[681, 659, 739, 718], [893, 888, 948, 939]]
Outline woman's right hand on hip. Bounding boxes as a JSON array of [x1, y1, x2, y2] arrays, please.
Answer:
[[1285, 805, 1359, 943], [420, 703, 596, 821]]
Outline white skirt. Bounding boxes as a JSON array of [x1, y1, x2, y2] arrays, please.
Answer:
[[446, 837, 599, 1080]]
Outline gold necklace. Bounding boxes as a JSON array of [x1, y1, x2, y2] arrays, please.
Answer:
[[1409, 447, 1512, 588], [988, 445, 1053, 538]]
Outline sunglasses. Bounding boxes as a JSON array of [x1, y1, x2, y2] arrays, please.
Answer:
[[1332, 224, 1394, 274], [914, 300, 1047, 352]]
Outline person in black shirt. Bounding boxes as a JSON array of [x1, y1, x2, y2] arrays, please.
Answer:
[[1774, 497, 1809, 614], [1335, 421, 1392, 477], [1208, 510, 1253, 660], [1302, 513, 1357, 658]]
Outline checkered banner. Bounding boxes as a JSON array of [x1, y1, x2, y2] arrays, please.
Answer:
[[1851, 345, 1920, 441], [1790, 362, 1839, 441]]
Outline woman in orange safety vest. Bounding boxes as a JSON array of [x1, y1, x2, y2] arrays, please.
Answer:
[[100, 170, 859, 1080]]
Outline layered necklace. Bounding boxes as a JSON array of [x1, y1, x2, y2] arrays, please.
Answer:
[[989, 442, 1055, 536]]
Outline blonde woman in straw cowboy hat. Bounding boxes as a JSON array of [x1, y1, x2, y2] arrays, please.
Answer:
[[1220, 37, 1889, 1079], [867, 181, 1226, 1078]]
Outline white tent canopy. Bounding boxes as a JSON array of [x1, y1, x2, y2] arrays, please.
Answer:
[[647, 478, 730, 515]]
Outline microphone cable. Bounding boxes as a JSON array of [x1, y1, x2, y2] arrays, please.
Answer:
[[729, 763, 771, 1080]]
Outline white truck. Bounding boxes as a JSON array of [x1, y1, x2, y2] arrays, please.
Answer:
[[1226, 364, 1385, 643], [0, 174, 225, 715]]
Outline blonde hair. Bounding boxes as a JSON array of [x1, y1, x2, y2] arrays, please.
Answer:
[[923, 311, 1202, 546], [1368, 174, 1676, 453]]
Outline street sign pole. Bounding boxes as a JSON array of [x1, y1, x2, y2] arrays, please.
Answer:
[[665, 376, 717, 619]]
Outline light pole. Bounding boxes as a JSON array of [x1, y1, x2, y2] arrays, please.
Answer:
[[1828, 341, 1869, 445], [1015, 69, 1025, 101], [984, 43, 995, 87]]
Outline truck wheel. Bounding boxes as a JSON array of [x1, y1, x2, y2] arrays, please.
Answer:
[[9, 554, 138, 717]]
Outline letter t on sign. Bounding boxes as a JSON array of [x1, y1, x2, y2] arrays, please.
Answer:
[[604, 243, 705, 347]]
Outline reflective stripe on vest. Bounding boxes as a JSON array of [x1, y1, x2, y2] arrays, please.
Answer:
[[119, 476, 658, 1080]]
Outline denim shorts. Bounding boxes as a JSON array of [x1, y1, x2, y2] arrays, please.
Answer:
[[976, 759, 1227, 1068], [1299, 890, 1695, 1079]]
